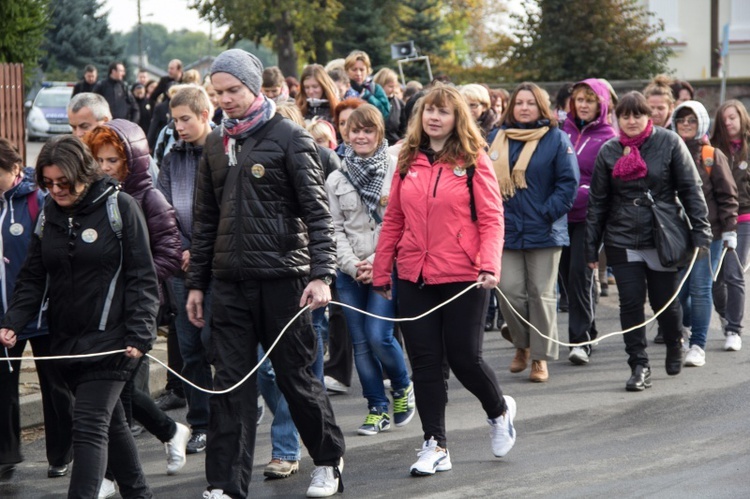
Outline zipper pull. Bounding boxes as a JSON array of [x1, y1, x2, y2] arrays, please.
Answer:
[[67, 216, 74, 236]]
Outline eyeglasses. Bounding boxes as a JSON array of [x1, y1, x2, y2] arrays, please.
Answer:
[[675, 118, 698, 126], [41, 178, 72, 190]]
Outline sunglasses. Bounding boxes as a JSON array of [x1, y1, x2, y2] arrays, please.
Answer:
[[675, 118, 698, 126], [41, 178, 72, 190]]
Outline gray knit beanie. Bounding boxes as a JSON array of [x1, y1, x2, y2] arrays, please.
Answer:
[[211, 49, 263, 96]]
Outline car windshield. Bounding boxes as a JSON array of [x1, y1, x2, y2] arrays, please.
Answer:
[[35, 90, 72, 108]]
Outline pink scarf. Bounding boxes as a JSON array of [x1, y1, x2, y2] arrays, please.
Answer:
[[613, 120, 653, 181], [221, 94, 276, 165]]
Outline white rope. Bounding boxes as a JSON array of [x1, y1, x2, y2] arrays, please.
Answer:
[[0, 249, 700, 392]]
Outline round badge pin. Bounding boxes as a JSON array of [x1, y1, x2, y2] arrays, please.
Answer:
[[379, 195, 389, 207], [705, 157, 714, 167], [251, 164, 265, 178], [81, 228, 98, 243], [623, 146, 631, 156], [490, 151, 499, 161], [740, 161, 748, 171], [9, 223, 23, 236], [453, 166, 466, 177]]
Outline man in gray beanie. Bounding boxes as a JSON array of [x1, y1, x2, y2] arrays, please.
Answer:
[[186, 49, 345, 499]]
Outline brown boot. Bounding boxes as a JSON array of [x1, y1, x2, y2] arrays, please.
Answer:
[[529, 360, 549, 382], [510, 348, 530, 373]]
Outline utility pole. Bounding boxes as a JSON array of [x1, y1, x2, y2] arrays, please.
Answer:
[[711, 0, 719, 78], [137, 0, 144, 71]]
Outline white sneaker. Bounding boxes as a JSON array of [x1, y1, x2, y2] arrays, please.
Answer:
[[684, 345, 706, 367], [488, 395, 517, 457], [324, 375, 348, 394], [165, 422, 190, 475], [724, 332, 742, 351], [568, 347, 589, 365], [98, 478, 116, 499], [306, 457, 343, 497], [410, 437, 452, 476], [202, 489, 231, 499]]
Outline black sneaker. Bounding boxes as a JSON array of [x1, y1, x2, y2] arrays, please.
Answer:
[[155, 390, 187, 411], [186, 432, 207, 454]]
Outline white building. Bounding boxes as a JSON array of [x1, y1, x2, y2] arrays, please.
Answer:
[[646, 0, 750, 79]]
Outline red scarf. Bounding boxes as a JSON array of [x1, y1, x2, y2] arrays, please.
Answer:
[[613, 120, 653, 181]]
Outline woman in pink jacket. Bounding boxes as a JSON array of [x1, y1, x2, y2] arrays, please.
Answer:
[[372, 84, 517, 477]]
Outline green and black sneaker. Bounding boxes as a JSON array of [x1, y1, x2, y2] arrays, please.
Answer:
[[357, 407, 391, 436]]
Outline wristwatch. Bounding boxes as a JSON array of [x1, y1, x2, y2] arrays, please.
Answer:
[[319, 274, 334, 286]]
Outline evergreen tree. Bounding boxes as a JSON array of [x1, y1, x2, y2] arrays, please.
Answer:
[[398, 0, 450, 81], [332, 0, 391, 69], [0, 0, 50, 78], [41, 0, 123, 80], [507, 0, 672, 81]]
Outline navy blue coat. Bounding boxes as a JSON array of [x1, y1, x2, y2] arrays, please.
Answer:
[[488, 122, 579, 250]]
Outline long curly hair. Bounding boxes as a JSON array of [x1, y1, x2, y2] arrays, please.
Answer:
[[712, 99, 750, 163], [397, 83, 485, 175]]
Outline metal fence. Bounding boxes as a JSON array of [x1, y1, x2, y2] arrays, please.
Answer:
[[0, 63, 26, 164]]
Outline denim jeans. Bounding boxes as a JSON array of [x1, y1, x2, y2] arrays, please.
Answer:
[[170, 277, 213, 431], [713, 221, 750, 334], [258, 347, 301, 462], [679, 239, 722, 348], [336, 271, 410, 411]]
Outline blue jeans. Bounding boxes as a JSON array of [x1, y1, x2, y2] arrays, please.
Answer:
[[257, 347, 301, 462], [679, 239, 722, 348], [336, 271, 410, 410], [170, 277, 213, 431]]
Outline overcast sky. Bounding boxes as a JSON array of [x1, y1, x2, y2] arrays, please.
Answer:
[[103, 0, 214, 35]]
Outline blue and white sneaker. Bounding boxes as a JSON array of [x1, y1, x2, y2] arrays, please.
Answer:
[[488, 395, 516, 457], [410, 437, 452, 476]]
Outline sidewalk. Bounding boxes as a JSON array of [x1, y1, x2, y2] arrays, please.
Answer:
[[17, 335, 169, 429]]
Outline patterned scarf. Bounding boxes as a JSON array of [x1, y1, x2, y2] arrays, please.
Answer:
[[343, 140, 390, 213], [488, 127, 549, 198], [221, 94, 276, 166], [613, 119, 653, 181]]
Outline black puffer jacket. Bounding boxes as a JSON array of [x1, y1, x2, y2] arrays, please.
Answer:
[[187, 115, 336, 290], [585, 126, 712, 263], [1, 177, 159, 383]]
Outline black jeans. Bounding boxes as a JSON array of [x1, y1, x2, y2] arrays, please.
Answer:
[[207, 278, 345, 498], [560, 222, 598, 351], [610, 261, 683, 369], [323, 286, 353, 386], [398, 279, 506, 449], [0, 335, 73, 466], [68, 379, 151, 499]]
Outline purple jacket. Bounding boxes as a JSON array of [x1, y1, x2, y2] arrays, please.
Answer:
[[562, 79, 616, 223], [105, 119, 181, 283]]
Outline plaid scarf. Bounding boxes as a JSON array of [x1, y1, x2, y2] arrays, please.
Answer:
[[343, 141, 390, 213], [221, 94, 276, 165]]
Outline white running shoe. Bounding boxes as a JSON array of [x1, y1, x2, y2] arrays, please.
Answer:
[[306, 457, 343, 497], [568, 347, 589, 365], [165, 422, 190, 475], [324, 375, 349, 394], [98, 478, 116, 499], [488, 395, 517, 457], [202, 489, 231, 499], [410, 437, 452, 476], [684, 344, 706, 367], [724, 332, 742, 351]]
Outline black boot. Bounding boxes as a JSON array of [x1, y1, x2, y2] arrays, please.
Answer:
[[665, 343, 684, 376], [626, 365, 652, 391]]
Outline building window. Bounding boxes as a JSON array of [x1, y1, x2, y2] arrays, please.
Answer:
[[648, 0, 682, 42]]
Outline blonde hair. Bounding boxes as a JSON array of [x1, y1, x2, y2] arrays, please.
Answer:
[[397, 83, 485, 175], [643, 74, 674, 105], [459, 84, 491, 108], [307, 120, 337, 149], [276, 102, 306, 127], [182, 69, 202, 85], [344, 50, 372, 73], [170, 86, 213, 117], [373, 68, 399, 89]]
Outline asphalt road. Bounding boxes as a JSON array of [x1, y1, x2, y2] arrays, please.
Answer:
[[2, 282, 750, 499]]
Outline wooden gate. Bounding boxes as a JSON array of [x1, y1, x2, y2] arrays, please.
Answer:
[[0, 64, 26, 164]]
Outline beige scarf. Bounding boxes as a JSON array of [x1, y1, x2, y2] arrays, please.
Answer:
[[488, 127, 549, 198]]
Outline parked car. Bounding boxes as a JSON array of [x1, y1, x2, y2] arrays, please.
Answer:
[[26, 82, 74, 140]]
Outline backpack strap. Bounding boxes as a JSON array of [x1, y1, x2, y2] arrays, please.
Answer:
[[99, 191, 122, 331], [27, 190, 40, 222], [702, 145, 715, 177]]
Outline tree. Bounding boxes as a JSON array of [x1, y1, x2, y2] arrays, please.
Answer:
[[332, 0, 392, 69], [397, 0, 451, 81], [40, 0, 123, 80], [506, 0, 672, 81], [0, 0, 50, 84], [192, 0, 343, 77]]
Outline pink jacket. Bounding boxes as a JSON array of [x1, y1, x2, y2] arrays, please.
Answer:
[[372, 151, 504, 287]]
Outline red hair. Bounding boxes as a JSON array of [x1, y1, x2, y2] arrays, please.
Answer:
[[83, 126, 128, 180]]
